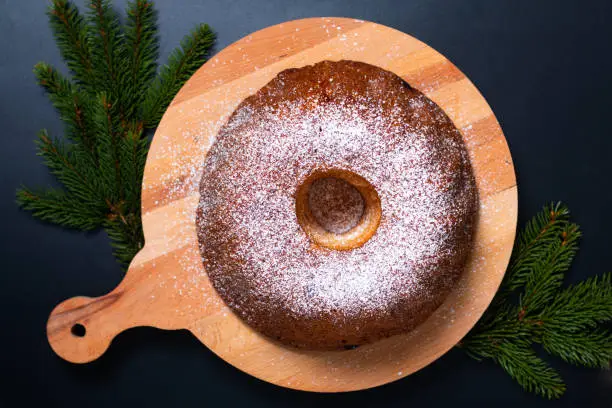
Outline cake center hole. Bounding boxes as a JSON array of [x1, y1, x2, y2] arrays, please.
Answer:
[[307, 177, 365, 234], [295, 169, 381, 250]]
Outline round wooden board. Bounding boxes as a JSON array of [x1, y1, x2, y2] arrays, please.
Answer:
[[47, 18, 517, 392]]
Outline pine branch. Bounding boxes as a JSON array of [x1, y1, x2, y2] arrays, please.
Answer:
[[16, 188, 105, 230], [507, 203, 570, 292], [91, 93, 121, 201], [142, 24, 215, 128], [542, 273, 612, 330], [462, 203, 612, 399], [519, 221, 580, 314], [48, 0, 95, 88], [493, 341, 566, 399], [104, 214, 144, 268], [19, 0, 215, 269], [118, 128, 149, 208], [33, 62, 97, 154], [87, 0, 127, 97], [542, 327, 612, 368], [124, 0, 159, 115], [35, 129, 101, 204]]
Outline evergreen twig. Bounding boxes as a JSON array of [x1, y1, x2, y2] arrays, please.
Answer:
[[33, 62, 97, 155], [48, 0, 95, 88], [17, 187, 105, 230], [124, 0, 159, 117], [17, 0, 215, 268], [461, 203, 612, 399]]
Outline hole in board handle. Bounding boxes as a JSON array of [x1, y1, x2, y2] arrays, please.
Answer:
[[71, 323, 86, 337]]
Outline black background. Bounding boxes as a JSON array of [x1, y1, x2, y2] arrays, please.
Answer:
[[1, 0, 611, 406]]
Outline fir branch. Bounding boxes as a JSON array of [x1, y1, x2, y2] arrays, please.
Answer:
[[142, 24, 215, 128], [124, 0, 159, 114], [507, 202, 570, 292], [462, 203, 612, 399], [91, 93, 120, 201], [542, 273, 612, 331], [33, 62, 96, 154], [19, 0, 215, 269], [48, 0, 95, 87], [104, 213, 144, 267], [16, 188, 105, 230], [519, 222, 580, 315], [542, 327, 612, 368], [34, 129, 100, 204], [33, 61, 76, 98], [87, 0, 127, 97], [118, 129, 149, 208], [493, 341, 566, 399]]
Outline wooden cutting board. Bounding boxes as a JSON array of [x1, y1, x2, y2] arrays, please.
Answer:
[[47, 17, 517, 392]]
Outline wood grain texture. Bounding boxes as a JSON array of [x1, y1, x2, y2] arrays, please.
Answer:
[[47, 18, 517, 392]]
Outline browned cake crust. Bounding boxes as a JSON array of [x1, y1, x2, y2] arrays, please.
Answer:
[[196, 60, 478, 349]]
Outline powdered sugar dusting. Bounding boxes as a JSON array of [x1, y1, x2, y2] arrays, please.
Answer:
[[196, 61, 477, 348]]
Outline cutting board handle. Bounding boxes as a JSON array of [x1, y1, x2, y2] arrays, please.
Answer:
[[47, 292, 128, 363], [47, 251, 150, 363], [46, 248, 193, 363]]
